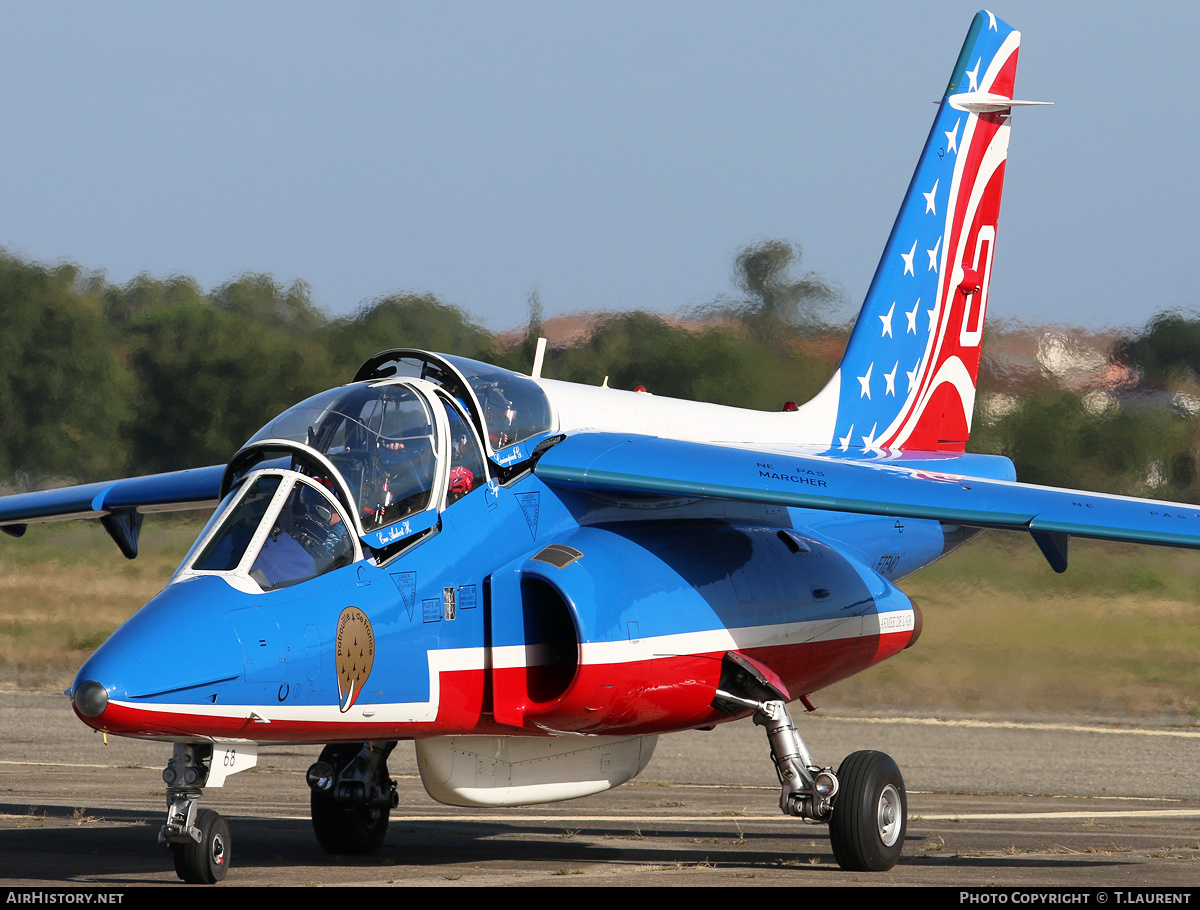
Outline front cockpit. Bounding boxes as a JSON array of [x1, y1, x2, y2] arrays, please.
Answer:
[[185, 471, 359, 592], [173, 352, 558, 591]]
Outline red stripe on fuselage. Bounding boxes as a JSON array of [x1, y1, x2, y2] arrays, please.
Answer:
[[78, 628, 915, 742]]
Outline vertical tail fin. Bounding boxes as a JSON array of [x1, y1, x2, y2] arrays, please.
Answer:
[[813, 11, 1035, 454]]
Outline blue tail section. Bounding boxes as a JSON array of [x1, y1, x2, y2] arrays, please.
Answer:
[[815, 11, 1024, 455]]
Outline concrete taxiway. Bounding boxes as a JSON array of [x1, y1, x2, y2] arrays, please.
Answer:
[[2, 691, 1199, 887]]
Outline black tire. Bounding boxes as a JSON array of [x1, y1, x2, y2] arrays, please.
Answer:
[[171, 808, 231, 884], [310, 744, 390, 855], [828, 750, 906, 872]]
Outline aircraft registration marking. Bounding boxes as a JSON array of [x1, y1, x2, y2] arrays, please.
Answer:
[[876, 553, 902, 575]]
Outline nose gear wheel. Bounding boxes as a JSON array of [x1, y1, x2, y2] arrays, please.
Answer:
[[170, 808, 230, 884]]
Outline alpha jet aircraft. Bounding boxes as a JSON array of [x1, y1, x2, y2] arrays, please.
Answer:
[[0, 11, 1183, 882]]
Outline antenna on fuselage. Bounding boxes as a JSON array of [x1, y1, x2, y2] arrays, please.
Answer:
[[531, 336, 547, 379]]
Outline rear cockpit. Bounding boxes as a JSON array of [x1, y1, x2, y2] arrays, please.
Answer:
[[355, 350, 555, 467]]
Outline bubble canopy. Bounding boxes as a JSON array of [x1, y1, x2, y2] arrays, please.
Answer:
[[243, 380, 450, 543], [354, 349, 554, 455]]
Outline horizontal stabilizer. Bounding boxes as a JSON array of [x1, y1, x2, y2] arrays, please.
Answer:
[[947, 91, 1052, 112]]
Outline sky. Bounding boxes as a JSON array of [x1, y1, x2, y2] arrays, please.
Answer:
[[0, 1, 1194, 335]]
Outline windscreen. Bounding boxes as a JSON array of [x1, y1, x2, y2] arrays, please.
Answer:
[[192, 474, 282, 572], [187, 473, 357, 590], [247, 480, 355, 590]]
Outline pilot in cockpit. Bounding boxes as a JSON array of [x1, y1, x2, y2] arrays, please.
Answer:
[[318, 400, 427, 530], [249, 483, 353, 590]]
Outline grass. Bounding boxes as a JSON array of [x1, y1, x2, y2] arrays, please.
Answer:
[[822, 531, 1200, 717], [0, 514, 203, 689], [2, 517, 1199, 719]]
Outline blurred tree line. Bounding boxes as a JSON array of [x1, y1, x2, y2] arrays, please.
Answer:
[[970, 309, 1200, 502], [2, 244, 1199, 505]]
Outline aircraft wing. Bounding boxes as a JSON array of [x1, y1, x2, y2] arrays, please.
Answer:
[[533, 433, 1200, 556], [0, 465, 225, 556]]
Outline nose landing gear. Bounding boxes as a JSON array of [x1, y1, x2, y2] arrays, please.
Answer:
[[158, 741, 257, 883], [159, 744, 229, 884]]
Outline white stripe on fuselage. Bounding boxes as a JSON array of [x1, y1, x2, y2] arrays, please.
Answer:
[[111, 609, 914, 729], [494, 608, 912, 669]]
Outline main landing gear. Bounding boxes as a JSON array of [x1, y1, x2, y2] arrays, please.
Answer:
[[713, 653, 907, 871], [306, 741, 399, 855]]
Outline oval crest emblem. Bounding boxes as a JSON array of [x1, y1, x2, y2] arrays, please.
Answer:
[[335, 606, 375, 713]]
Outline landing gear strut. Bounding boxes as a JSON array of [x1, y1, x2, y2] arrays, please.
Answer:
[[157, 740, 256, 883], [306, 741, 399, 855], [742, 696, 907, 871], [712, 652, 907, 871]]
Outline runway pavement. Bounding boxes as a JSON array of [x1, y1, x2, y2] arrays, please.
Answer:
[[3, 690, 1200, 887]]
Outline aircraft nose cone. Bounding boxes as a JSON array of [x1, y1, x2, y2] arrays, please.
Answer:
[[71, 575, 253, 720], [72, 679, 109, 718], [73, 644, 156, 705]]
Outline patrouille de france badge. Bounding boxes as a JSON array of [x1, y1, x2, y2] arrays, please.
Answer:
[[335, 607, 375, 712]]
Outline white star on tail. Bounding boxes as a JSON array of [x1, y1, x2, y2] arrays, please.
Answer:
[[945, 118, 960, 155], [884, 362, 898, 396], [858, 363, 873, 399], [839, 425, 854, 452], [901, 239, 916, 276], [861, 423, 881, 452], [905, 299, 920, 334], [906, 359, 921, 393], [880, 302, 895, 337], [966, 58, 981, 92], [923, 178, 938, 215], [927, 236, 942, 272]]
